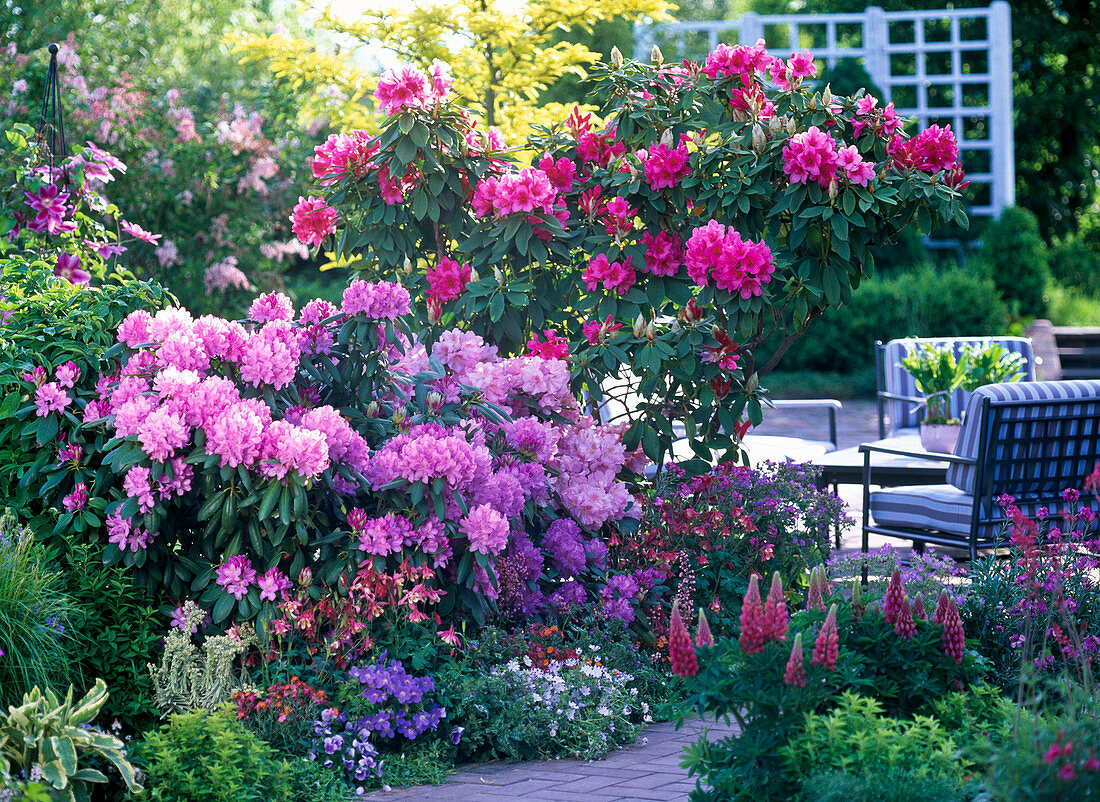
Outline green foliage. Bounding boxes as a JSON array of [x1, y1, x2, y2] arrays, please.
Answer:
[[985, 686, 1100, 801], [924, 684, 1015, 769], [0, 256, 169, 529], [59, 544, 161, 733], [764, 264, 1008, 379], [0, 679, 141, 801], [1045, 282, 1100, 327], [799, 769, 973, 802], [138, 707, 294, 802], [782, 691, 968, 787], [373, 739, 452, 789], [899, 343, 967, 422], [284, 759, 351, 802], [0, 509, 73, 708], [818, 58, 885, 104], [1048, 230, 1100, 296], [972, 206, 1050, 316]]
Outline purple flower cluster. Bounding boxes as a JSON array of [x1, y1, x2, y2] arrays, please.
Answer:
[[543, 518, 587, 577], [498, 531, 546, 617], [600, 574, 641, 624], [309, 707, 381, 794]]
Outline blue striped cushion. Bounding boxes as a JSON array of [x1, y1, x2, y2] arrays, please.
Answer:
[[947, 379, 1100, 493], [870, 484, 976, 537], [882, 337, 1035, 432]]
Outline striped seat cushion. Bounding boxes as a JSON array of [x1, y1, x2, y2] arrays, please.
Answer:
[[947, 379, 1100, 494], [882, 337, 1035, 433], [870, 484, 976, 537]]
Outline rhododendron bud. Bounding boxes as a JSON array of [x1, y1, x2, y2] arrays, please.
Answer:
[[669, 602, 699, 677], [739, 573, 768, 655], [660, 128, 674, 148], [632, 314, 646, 338], [882, 567, 906, 626], [610, 46, 623, 69], [645, 321, 656, 342], [494, 267, 505, 286], [786, 117, 797, 136], [828, 179, 838, 200], [769, 115, 783, 134], [811, 603, 840, 670], [298, 566, 313, 587], [651, 44, 664, 65], [822, 85, 832, 107], [695, 608, 714, 647], [751, 124, 766, 154], [762, 571, 788, 641], [783, 633, 806, 687], [941, 595, 965, 664]]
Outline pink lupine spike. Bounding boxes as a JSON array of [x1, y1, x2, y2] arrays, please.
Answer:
[[911, 593, 926, 621], [941, 595, 965, 664], [893, 591, 917, 640], [763, 571, 789, 642], [739, 573, 767, 655], [695, 608, 714, 647], [669, 602, 699, 677], [811, 603, 839, 670], [806, 565, 826, 612], [932, 589, 950, 625], [882, 567, 907, 626], [783, 633, 807, 687], [850, 578, 865, 619]]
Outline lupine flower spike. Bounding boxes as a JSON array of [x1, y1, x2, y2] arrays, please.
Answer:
[[783, 633, 807, 687], [893, 591, 917, 640], [695, 608, 714, 647], [911, 593, 926, 621], [811, 603, 839, 670], [941, 595, 965, 664], [763, 571, 789, 641], [932, 589, 950, 625], [806, 565, 827, 612], [739, 573, 767, 655], [882, 567, 906, 626], [669, 602, 699, 677], [850, 578, 865, 619]]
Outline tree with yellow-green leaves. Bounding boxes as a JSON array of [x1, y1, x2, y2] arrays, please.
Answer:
[[233, 0, 671, 144]]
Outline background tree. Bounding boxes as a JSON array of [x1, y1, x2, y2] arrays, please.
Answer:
[[233, 0, 670, 145]]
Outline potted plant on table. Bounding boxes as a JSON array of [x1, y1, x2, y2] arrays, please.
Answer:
[[900, 342, 1026, 453]]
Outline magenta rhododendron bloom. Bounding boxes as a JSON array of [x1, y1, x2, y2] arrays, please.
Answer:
[[342, 279, 411, 320], [641, 230, 685, 277], [374, 65, 432, 116], [526, 330, 568, 361], [290, 195, 338, 247], [583, 253, 636, 295], [62, 481, 88, 512], [462, 504, 509, 555], [311, 130, 379, 184], [890, 123, 960, 173], [54, 361, 81, 389], [248, 292, 295, 324], [472, 167, 558, 219], [782, 125, 840, 187], [123, 464, 157, 513], [257, 567, 292, 602], [685, 220, 775, 298], [216, 555, 258, 600], [34, 382, 70, 416], [425, 256, 472, 304], [643, 141, 691, 191], [836, 145, 876, 186]]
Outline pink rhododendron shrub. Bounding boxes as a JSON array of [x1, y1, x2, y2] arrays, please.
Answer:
[[302, 43, 967, 475], [25, 282, 642, 628]]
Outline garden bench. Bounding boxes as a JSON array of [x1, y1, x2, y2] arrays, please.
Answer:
[[861, 379, 1100, 560], [874, 336, 1036, 439]]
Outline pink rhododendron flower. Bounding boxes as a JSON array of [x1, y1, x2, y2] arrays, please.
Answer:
[[374, 66, 431, 116], [685, 220, 775, 297], [643, 142, 691, 190], [259, 420, 329, 480], [248, 292, 294, 324], [526, 330, 569, 361], [701, 40, 775, 81], [216, 555, 257, 600], [62, 481, 88, 512], [782, 125, 840, 186], [582, 314, 622, 345], [341, 279, 411, 320], [290, 196, 338, 247], [123, 464, 156, 513], [836, 144, 876, 186], [35, 382, 70, 416], [426, 257, 472, 304], [137, 406, 190, 461], [641, 230, 684, 277], [54, 361, 81, 389], [462, 503, 510, 555], [239, 321, 300, 390], [471, 168, 557, 219], [311, 130, 379, 184], [205, 399, 267, 467], [257, 567, 292, 601], [890, 124, 960, 173], [538, 154, 577, 192], [582, 253, 636, 295]]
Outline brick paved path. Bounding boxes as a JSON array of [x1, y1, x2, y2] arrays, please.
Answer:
[[362, 717, 738, 801]]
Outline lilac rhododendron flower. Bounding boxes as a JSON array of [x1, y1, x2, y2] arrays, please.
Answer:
[[216, 555, 258, 600]]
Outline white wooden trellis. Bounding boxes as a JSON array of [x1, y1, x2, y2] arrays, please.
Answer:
[[634, 2, 1014, 221]]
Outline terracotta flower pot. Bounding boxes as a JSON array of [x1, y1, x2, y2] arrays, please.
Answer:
[[920, 422, 961, 454]]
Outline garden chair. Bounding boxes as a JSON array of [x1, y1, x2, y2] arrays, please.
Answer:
[[861, 379, 1100, 560], [874, 336, 1036, 439]]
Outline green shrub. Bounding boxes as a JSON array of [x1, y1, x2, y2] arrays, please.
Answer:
[[923, 684, 1015, 768], [766, 264, 1009, 378], [139, 708, 294, 802], [972, 206, 1050, 316], [800, 769, 972, 802], [60, 543, 162, 733], [0, 257, 170, 531], [1048, 233, 1100, 296], [782, 692, 968, 787], [0, 509, 73, 707], [1046, 281, 1100, 327]]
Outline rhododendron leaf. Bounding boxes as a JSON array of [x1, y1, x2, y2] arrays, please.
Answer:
[[198, 491, 224, 522], [36, 414, 57, 446], [258, 481, 280, 521], [278, 486, 292, 523], [489, 293, 504, 322], [212, 593, 235, 624], [395, 136, 417, 165]]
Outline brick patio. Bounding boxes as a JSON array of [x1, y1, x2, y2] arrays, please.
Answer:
[[361, 717, 738, 801]]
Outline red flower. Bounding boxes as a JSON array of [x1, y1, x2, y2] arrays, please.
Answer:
[[668, 602, 699, 677]]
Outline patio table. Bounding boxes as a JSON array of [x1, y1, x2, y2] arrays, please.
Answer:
[[814, 433, 949, 490]]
